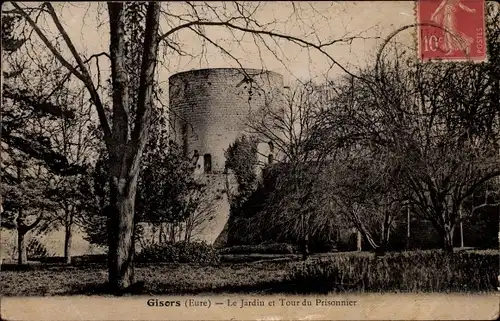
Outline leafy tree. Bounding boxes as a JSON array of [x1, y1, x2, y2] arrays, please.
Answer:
[[81, 131, 216, 248], [137, 137, 215, 243], [1, 158, 60, 264], [38, 88, 99, 264], [224, 135, 259, 246], [224, 135, 259, 206], [79, 149, 143, 248], [1, 13, 87, 264]]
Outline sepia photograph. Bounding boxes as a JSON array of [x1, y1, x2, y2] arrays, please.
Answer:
[[1, 1, 499, 320]]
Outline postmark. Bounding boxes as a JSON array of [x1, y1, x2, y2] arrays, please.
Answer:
[[417, 0, 487, 61]]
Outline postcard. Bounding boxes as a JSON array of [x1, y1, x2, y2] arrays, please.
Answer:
[[1, 1, 499, 320]]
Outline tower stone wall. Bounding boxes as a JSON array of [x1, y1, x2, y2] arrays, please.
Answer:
[[169, 68, 284, 245], [169, 68, 284, 172]]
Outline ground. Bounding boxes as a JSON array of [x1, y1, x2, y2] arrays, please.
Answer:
[[1, 248, 497, 296], [1, 259, 294, 296]]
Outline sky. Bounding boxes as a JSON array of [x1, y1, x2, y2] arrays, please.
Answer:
[[9, 1, 417, 88]]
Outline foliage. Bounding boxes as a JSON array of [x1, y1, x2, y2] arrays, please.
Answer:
[[1, 173, 54, 224], [78, 153, 110, 247], [136, 241, 220, 265], [80, 216, 107, 248], [225, 161, 342, 253], [27, 238, 52, 259], [137, 139, 203, 226], [222, 135, 337, 251], [1, 14, 25, 53], [1, 10, 96, 265], [80, 134, 214, 246], [220, 243, 297, 255], [239, 82, 342, 256], [286, 250, 498, 293], [224, 135, 261, 246], [79, 151, 144, 247], [1, 11, 84, 177], [225, 135, 259, 201]]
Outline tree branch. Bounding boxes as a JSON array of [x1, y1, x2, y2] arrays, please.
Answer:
[[131, 2, 161, 157], [460, 171, 500, 204], [11, 2, 113, 147], [25, 213, 44, 231], [158, 19, 357, 77], [11, 2, 85, 81], [44, 2, 112, 145], [107, 2, 131, 150]]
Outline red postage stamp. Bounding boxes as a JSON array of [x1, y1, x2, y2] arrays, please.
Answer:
[[418, 0, 486, 61]]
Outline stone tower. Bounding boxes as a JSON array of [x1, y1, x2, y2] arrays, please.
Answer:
[[169, 68, 284, 244]]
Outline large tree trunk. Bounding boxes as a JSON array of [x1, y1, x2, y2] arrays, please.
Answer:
[[16, 209, 28, 265], [185, 221, 192, 242], [17, 229, 27, 265], [64, 210, 73, 264], [302, 231, 310, 260], [107, 170, 138, 292], [105, 2, 160, 294], [16, 166, 28, 265], [300, 211, 309, 260]]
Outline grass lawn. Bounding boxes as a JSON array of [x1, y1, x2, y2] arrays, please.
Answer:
[[0, 260, 294, 296], [1, 249, 497, 296]]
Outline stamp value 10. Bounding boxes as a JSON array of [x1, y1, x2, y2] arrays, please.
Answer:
[[418, 0, 487, 62]]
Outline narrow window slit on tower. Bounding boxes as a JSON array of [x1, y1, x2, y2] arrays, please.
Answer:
[[268, 141, 274, 153], [204, 154, 212, 173]]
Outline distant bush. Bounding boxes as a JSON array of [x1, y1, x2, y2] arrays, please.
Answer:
[[71, 254, 108, 265], [136, 241, 220, 265], [286, 250, 498, 293], [220, 243, 297, 255], [27, 239, 51, 259]]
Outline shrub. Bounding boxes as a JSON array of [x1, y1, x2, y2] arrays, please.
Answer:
[[220, 243, 297, 255], [176, 241, 221, 264], [136, 241, 220, 265], [285, 250, 498, 293], [72, 254, 108, 265], [27, 239, 51, 259]]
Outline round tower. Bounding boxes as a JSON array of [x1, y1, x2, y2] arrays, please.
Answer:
[[169, 68, 284, 173]]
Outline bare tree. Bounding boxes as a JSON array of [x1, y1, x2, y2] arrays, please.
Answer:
[[317, 45, 500, 252], [244, 82, 341, 258], [325, 145, 406, 254], [182, 185, 217, 243]]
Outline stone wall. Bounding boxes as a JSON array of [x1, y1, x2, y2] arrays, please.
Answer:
[[169, 68, 284, 172]]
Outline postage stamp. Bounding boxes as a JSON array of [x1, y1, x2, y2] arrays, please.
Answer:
[[417, 0, 487, 61]]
